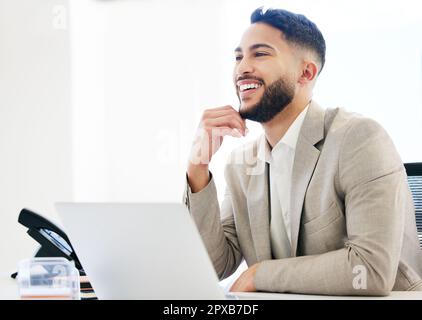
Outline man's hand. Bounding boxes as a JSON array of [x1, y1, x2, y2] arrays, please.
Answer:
[[229, 263, 260, 292], [187, 105, 247, 193]]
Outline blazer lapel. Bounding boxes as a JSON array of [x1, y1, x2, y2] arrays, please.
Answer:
[[246, 138, 272, 262], [290, 101, 326, 256]]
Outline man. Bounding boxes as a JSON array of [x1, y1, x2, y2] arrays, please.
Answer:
[[184, 7, 422, 295]]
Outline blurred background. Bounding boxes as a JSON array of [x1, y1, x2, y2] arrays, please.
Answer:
[[1, 0, 421, 287]]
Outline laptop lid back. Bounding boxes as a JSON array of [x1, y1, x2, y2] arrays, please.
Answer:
[[55, 202, 225, 300]]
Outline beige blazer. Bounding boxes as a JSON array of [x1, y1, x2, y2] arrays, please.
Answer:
[[184, 101, 422, 295]]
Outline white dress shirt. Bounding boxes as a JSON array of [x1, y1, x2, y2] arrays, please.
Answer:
[[257, 105, 309, 259]]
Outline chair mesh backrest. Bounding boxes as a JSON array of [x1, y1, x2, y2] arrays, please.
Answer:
[[404, 163, 422, 249]]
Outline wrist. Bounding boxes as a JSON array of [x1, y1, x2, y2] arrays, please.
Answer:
[[187, 163, 210, 193]]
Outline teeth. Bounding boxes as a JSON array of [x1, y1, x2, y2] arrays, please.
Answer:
[[239, 83, 261, 92]]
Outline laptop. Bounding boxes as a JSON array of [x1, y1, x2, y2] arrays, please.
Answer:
[[55, 202, 236, 300]]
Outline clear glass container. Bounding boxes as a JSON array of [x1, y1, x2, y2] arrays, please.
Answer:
[[17, 257, 80, 300]]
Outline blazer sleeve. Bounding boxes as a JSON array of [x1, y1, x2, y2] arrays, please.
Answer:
[[254, 118, 409, 296], [183, 173, 243, 280]]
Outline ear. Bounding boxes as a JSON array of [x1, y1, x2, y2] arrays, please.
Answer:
[[298, 61, 318, 85]]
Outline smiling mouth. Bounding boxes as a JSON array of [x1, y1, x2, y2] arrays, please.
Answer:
[[239, 83, 262, 92], [239, 83, 262, 100]]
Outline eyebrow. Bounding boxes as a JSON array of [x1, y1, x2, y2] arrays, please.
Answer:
[[234, 43, 276, 53]]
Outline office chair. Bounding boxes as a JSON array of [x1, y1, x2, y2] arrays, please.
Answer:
[[404, 162, 422, 249]]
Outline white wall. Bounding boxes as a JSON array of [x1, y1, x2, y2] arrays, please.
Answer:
[[0, 0, 72, 273], [70, 0, 231, 202]]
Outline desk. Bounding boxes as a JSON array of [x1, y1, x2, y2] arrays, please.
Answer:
[[0, 273, 19, 300], [231, 291, 422, 300], [1, 273, 421, 300]]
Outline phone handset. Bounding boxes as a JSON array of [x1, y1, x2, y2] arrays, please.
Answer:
[[11, 208, 83, 278]]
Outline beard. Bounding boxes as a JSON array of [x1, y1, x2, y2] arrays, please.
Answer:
[[238, 77, 295, 123]]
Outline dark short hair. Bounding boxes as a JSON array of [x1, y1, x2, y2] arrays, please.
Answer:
[[251, 7, 326, 74]]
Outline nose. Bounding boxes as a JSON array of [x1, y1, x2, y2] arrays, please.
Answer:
[[235, 56, 254, 78]]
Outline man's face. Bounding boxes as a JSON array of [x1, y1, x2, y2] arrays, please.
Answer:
[[233, 23, 300, 122]]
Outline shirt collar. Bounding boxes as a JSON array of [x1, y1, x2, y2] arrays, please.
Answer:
[[257, 104, 310, 163]]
